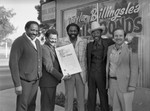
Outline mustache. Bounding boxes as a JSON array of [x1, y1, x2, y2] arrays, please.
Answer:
[[50, 41, 56, 43], [31, 34, 37, 36]]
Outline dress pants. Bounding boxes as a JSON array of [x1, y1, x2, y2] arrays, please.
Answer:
[[123, 91, 134, 111], [87, 76, 109, 111], [16, 80, 39, 111], [64, 73, 85, 111], [40, 87, 56, 111], [109, 79, 125, 111]]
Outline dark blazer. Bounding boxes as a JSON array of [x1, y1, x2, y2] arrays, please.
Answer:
[[39, 43, 63, 87], [9, 33, 42, 87], [87, 38, 114, 76]]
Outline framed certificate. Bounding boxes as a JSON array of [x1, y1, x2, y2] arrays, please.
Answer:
[[55, 44, 82, 76]]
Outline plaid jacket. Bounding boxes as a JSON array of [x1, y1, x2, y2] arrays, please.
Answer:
[[57, 36, 88, 84]]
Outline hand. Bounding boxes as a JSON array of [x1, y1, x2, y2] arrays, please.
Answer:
[[15, 86, 22, 95], [128, 86, 136, 92], [62, 74, 71, 80], [125, 34, 134, 44]]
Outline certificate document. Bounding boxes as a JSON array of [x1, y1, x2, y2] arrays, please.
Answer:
[[55, 44, 82, 76]]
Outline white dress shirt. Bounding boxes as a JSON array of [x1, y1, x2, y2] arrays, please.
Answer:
[[25, 33, 37, 49]]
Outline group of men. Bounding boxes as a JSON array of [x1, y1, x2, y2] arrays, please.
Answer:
[[9, 20, 138, 111]]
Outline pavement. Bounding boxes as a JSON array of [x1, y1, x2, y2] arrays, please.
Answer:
[[0, 74, 13, 90], [0, 66, 13, 90], [0, 66, 65, 111], [1, 87, 150, 111], [0, 88, 65, 111], [1, 66, 150, 111]]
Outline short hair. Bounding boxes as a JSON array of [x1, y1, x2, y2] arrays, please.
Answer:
[[66, 23, 80, 32], [25, 21, 39, 30], [45, 29, 58, 38], [112, 27, 126, 37]]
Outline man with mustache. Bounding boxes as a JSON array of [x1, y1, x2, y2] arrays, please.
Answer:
[[87, 21, 114, 111], [58, 23, 87, 111], [39, 29, 70, 111]]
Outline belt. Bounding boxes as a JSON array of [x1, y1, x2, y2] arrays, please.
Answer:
[[109, 76, 117, 80], [20, 77, 39, 82]]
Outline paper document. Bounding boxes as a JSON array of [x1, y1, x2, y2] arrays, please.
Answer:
[[55, 44, 82, 76]]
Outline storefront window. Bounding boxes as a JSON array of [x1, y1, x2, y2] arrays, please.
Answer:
[[62, 0, 150, 88]]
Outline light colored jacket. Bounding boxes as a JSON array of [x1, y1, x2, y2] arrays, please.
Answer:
[[106, 43, 139, 92], [57, 37, 87, 84]]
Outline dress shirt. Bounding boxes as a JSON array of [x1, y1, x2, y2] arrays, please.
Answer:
[[93, 40, 102, 49], [25, 33, 37, 49], [109, 44, 124, 77]]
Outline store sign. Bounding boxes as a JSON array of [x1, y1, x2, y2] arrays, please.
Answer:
[[63, 0, 142, 37], [63, 3, 97, 37], [98, 0, 142, 36], [41, 1, 55, 22]]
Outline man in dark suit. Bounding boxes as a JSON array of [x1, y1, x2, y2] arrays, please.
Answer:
[[9, 21, 42, 111], [39, 29, 69, 111], [87, 21, 114, 111]]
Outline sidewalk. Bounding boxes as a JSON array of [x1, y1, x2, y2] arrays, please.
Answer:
[[0, 88, 64, 111], [1, 77, 150, 111]]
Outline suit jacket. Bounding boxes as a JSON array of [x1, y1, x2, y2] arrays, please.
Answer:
[[9, 33, 42, 87], [39, 42, 63, 87], [87, 38, 114, 81], [57, 37, 87, 84], [106, 43, 139, 92]]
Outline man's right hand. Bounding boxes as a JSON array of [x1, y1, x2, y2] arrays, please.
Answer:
[[62, 74, 71, 80], [15, 86, 22, 95]]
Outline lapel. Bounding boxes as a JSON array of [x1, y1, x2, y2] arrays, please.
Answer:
[[75, 37, 83, 60], [45, 43, 56, 62], [23, 33, 37, 51], [50, 47, 56, 62], [65, 36, 83, 61], [107, 45, 114, 64], [87, 42, 93, 69], [116, 43, 128, 66], [102, 39, 108, 60], [35, 39, 40, 52]]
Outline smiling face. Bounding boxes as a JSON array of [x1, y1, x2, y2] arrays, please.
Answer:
[[46, 34, 58, 47], [91, 29, 102, 41], [26, 23, 39, 40], [67, 26, 79, 39], [113, 29, 125, 46]]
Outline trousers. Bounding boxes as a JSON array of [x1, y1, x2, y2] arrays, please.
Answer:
[[16, 80, 39, 111], [64, 73, 85, 111]]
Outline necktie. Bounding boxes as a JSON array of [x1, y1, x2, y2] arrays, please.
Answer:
[[94, 41, 100, 49]]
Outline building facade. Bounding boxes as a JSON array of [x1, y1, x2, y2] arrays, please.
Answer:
[[41, 0, 150, 88]]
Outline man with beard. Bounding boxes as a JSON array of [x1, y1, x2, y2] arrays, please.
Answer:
[[9, 21, 42, 111], [58, 23, 87, 111], [87, 21, 114, 111]]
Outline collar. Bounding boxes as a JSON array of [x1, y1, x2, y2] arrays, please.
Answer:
[[25, 33, 37, 42], [45, 41, 55, 50], [75, 36, 83, 45], [65, 36, 83, 46], [94, 39, 102, 45], [113, 43, 125, 51]]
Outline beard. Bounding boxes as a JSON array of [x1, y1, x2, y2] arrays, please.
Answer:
[[68, 34, 78, 39]]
